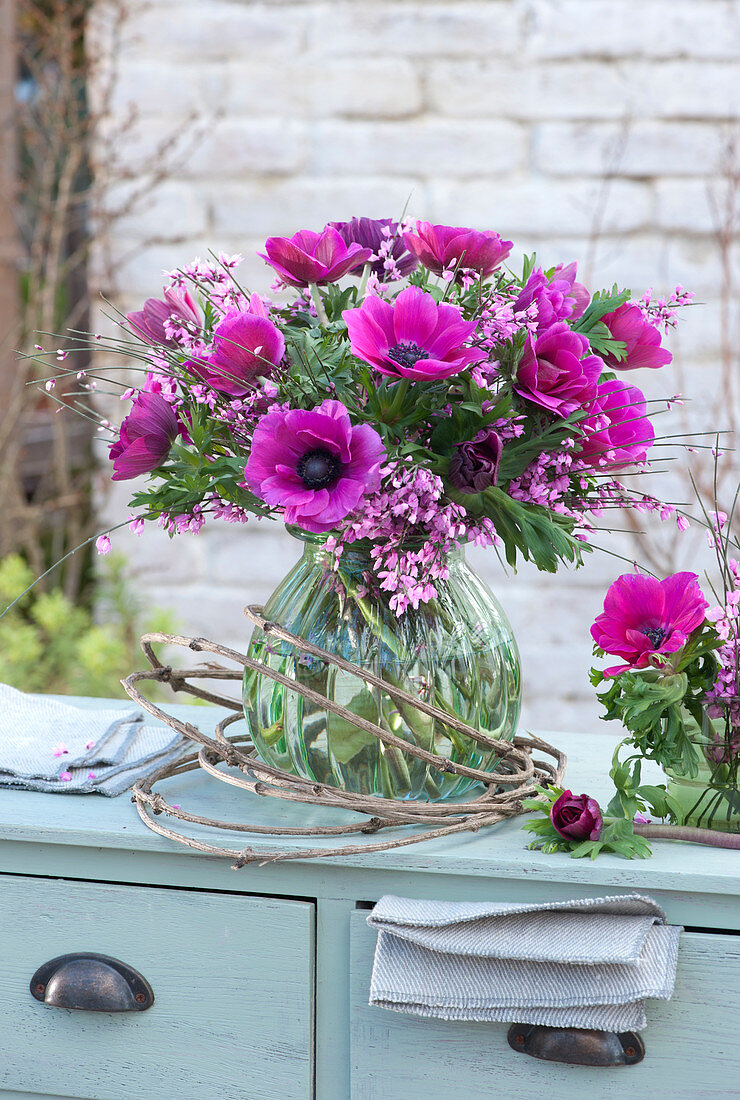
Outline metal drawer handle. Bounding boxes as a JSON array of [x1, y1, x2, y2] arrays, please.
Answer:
[[30, 953, 154, 1012], [507, 1024, 645, 1066]]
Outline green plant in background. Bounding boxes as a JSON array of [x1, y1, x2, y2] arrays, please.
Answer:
[[0, 552, 177, 697]]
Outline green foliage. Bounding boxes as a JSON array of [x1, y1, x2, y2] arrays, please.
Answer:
[[0, 553, 178, 698], [572, 284, 631, 359], [594, 641, 719, 777]]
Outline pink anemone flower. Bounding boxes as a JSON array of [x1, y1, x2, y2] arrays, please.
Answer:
[[189, 306, 285, 397], [514, 263, 590, 328], [259, 226, 372, 287], [244, 399, 385, 534], [343, 285, 486, 381], [109, 391, 181, 481], [403, 221, 512, 280], [578, 379, 655, 468], [126, 287, 200, 345], [591, 572, 708, 675], [514, 322, 602, 417], [601, 303, 672, 371]]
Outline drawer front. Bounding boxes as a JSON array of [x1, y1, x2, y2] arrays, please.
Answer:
[[350, 910, 740, 1100], [0, 875, 314, 1100]]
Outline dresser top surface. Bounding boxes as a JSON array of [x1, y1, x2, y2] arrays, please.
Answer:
[[0, 695, 738, 896]]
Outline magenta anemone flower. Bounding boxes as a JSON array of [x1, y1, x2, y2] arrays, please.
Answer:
[[514, 322, 602, 417], [343, 286, 486, 382], [578, 379, 655, 468], [403, 221, 512, 280], [259, 226, 372, 287], [126, 287, 200, 345], [514, 263, 589, 327], [601, 302, 673, 371], [591, 572, 708, 674], [189, 309, 285, 397], [329, 217, 417, 281], [244, 399, 385, 534], [109, 391, 180, 481]]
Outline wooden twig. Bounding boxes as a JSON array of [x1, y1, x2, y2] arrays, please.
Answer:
[[123, 619, 567, 868]]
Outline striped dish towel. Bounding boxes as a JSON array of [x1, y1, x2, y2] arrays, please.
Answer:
[[0, 683, 186, 796], [367, 893, 681, 1030]]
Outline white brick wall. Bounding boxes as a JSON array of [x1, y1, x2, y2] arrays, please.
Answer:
[[95, 0, 740, 734]]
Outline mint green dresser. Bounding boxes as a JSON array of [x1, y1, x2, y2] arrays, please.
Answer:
[[0, 699, 738, 1100]]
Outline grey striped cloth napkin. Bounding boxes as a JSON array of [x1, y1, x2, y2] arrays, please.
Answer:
[[367, 893, 681, 1030], [0, 683, 185, 796]]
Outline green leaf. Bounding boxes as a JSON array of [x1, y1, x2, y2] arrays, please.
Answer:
[[326, 689, 379, 764]]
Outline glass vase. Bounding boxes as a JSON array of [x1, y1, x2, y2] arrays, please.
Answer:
[[242, 531, 521, 801], [664, 705, 740, 832]]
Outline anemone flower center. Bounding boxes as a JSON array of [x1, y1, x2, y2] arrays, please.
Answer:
[[643, 626, 667, 647], [297, 448, 342, 490], [387, 341, 428, 370]]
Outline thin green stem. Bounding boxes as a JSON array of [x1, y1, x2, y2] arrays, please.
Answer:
[[357, 262, 372, 299], [309, 283, 328, 326]]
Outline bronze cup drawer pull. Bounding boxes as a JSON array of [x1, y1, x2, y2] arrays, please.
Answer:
[[30, 953, 154, 1012], [507, 1024, 645, 1066]]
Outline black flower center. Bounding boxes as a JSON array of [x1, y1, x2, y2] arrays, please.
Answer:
[[387, 341, 427, 370], [297, 448, 342, 490], [643, 626, 667, 647]]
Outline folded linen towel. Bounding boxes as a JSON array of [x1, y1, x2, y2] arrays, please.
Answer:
[[368, 893, 681, 1031], [0, 684, 185, 796]]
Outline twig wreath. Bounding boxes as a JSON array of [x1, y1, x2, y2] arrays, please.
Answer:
[[123, 605, 566, 869]]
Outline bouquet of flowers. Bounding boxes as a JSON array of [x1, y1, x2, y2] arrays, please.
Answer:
[[525, 494, 740, 855], [42, 216, 688, 799], [591, 515, 740, 834]]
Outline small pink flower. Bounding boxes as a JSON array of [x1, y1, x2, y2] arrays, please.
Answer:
[[53, 742, 69, 757], [85, 740, 96, 750], [60, 771, 73, 782], [87, 772, 96, 780]]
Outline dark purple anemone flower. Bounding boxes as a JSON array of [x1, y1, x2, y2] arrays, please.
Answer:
[[188, 305, 285, 397], [591, 572, 708, 674], [109, 391, 181, 481], [551, 791, 603, 841], [259, 226, 372, 287], [244, 399, 385, 533], [514, 322, 602, 417], [126, 287, 200, 345], [514, 263, 589, 328], [403, 221, 512, 280], [343, 286, 486, 382], [578, 379, 655, 468], [601, 303, 673, 371], [329, 217, 417, 281], [449, 429, 503, 494]]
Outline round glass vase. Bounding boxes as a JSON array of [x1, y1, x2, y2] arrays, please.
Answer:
[[242, 531, 521, 801], [663, 705, 740, 832]]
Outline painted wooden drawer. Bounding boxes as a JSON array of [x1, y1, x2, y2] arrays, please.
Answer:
[[349, 909, 740, 1100], [0, 875, 314, 1100]]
